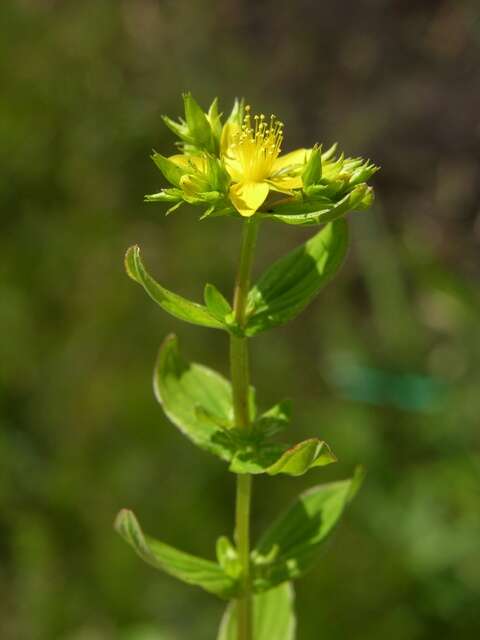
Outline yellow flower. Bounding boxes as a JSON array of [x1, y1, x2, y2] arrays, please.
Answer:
[[222, 106, 308, 217]]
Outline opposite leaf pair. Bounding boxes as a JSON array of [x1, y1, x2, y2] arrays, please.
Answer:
[[115, 468, 363, 600], [154, 335, 336, 477], [125, 218, 349, 337]]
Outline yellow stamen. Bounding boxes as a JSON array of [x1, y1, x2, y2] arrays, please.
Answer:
[[228, 108, 284, 183]]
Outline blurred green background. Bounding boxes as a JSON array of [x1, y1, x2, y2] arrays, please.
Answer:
[[1, 1, 480, 638]]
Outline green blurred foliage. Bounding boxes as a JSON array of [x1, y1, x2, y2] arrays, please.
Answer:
[[1, 0, 479, 638]]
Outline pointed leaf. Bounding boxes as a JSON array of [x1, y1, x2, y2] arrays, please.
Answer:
[[217, 582, 296, 640], [252, 469, 364, 591], [216, 536, 242, 579], [204, 283, 233, 322], [255, 399, 292, 436], [265, 439, 337, 476], [229, 438, 336, 476], [245, 220, 349, 335], [115, 509, 238, 598], [153, 335, 235, 460], [125, 246, 224, 330]]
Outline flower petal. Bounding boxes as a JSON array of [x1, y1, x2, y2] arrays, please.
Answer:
[[223, 155, 243, 182], [221, 122, 241, 156], [272, 148, 310, 174], [269, 175, 304, 191], [229, 181, 270, 217]]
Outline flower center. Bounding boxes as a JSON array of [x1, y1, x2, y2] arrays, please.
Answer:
[[229, 106, 284, 182]]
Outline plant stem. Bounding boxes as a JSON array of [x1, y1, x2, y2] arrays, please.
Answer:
[[230, 217, 259, 640], [235, 473, 252, 639]]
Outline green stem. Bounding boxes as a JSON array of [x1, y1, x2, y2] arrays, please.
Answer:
[[230, 217, 259, 640], [235, 473, 253, 639]]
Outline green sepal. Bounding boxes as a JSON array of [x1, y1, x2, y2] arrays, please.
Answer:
[[207, 97, 223, 145], [251, 468, 364, 592], [144, 187, 183, 203], [161, 114, 189, 142], [114, 509, 238, 599], [302, 144, 322, 188], [264, 184, 373, 227], [153, 335, 235, 461], [217, 582, 296, 640], [183, 92, 216, 152], [151, 152, 187, 186], [245, 220, 349, 335], [229, 438, 336, 476], [125, 246, 225, 330], [225, 97, 245, 126]]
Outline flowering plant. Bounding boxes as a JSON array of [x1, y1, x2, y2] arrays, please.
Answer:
[[115, 94, 378, 640]]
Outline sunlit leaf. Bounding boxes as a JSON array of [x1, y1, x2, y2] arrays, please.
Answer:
[[125, 245, 224, 329], [254, 399, 292, 437], [245, 220, 349, 335], [153, 335, 235, 460], [204, 283, 233, 323], [252, 469, 364, 591], [230, 438, 336, 476]]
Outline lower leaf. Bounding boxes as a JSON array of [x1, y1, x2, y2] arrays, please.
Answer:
[[252, 468, 364, 591], [115, 509, 238, 599], [217, 582, 296, 640]]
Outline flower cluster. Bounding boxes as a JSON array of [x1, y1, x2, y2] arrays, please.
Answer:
[[146, 94, 378, 225]]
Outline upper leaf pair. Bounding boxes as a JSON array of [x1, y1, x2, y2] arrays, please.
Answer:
[[126, 219, 349, 336]]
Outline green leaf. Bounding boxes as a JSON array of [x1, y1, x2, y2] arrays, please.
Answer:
[[153, 336, 336, 475], [229, 438, 336, 476], [125, 246, 224, 330], [255, 399, 292, 437], [153, 335, 235, 460], [245, 220, 349, 335], [252, 469, 364, 591], [264, 439, 337, 475], [204, 283, 233, 322], [115, 509, 238, 599], [216, 536, 242, 580], [217, 582, 296, 640]]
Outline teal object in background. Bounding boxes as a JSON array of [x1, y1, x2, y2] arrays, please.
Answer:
[[326, 353, 448, 412]]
